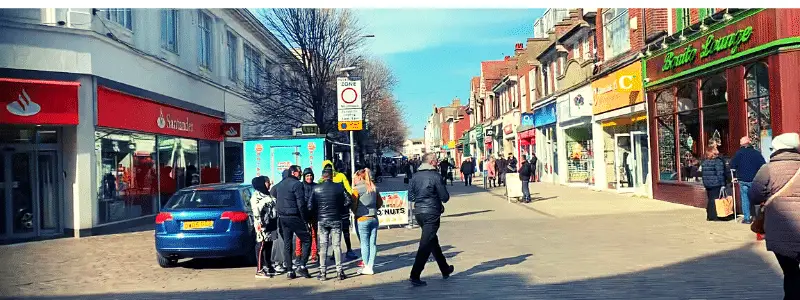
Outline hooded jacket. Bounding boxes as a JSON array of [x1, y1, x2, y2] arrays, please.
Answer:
[[250, 176, 277, 242], [320, 160, 353, 196], [750, 150, 800, 258], [270, 169, 290, 198], [302, 168, 316, 213], [274, 169, 307, 220]]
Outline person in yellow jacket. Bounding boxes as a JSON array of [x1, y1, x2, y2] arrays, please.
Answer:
[[320, 160, 359, 260]]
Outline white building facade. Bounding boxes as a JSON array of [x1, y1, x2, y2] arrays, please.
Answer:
[[0, 8, 290, 241]]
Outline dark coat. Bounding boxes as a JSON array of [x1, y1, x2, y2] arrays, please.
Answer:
[[730, 146, 767, 182], [507, 157, 518, 173], [749, 150, 800, 258], [409, 163, 450, 216], [308, 180, 352, 224], [460, 160, 475, 175], [701, 158, 729, 188], [519, 161, 532, 181], [274, 174, 307, 220], [496, 158, 507, 174]]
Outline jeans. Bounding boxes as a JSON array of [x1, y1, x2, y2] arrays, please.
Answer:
[[280, 216, 311, 270], [464, 173, 473, 186], [318, 222, 343, 272], [410, 213, 450, 280], [521, 180, 530, 201], [356, 217, 379, 269], [739, 181, 753, 219], [775, 253, 800, 300]]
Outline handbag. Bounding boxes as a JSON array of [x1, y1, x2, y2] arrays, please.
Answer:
[[714, 188, 734, 218], [751, 165, 800, 234]]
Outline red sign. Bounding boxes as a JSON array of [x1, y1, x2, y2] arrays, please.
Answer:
[[503, 124, 513, 135], [97, 86, 224, 141], [0, 78, 80, 125], [221, 123, 241, 137]]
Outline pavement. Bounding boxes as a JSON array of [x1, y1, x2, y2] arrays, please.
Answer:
[[0, 176, 786, 299]]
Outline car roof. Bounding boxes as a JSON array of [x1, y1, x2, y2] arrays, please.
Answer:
[[178, 183, 252, 192]]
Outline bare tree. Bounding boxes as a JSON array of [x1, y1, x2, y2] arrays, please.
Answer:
[[366, 96, 408, 152], [249, 8, 366, 136]]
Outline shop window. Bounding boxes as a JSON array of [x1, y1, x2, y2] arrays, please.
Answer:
[[105, 8, 132, 31], [157, 137, 199, 208], [199, 141, 221, 184], [745, 63, 771, 154], [701, 74, 729, 157], [655, 90, 677, 181], [676, 83, 701, 183], [95, 130, 158, 224]]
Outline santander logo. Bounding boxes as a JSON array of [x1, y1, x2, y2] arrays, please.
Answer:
[[224, 126, 238, 137], [156, 109, 194, 132], [7, 89, 41, 117]]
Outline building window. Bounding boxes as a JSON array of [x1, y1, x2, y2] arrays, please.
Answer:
[[227, 31, 238, 81], [198, 11, 213, 69], [105, 8, 132, 30], [244, 44, 261, 89], [161, 9, 178, 53], [572, 42, 580, 59], [745, 63, 771, 153], [701, 74, 729, 158], [583, 36, 591, 60], [602, 8, 630, 60], [677, 9, 692, 31], [559, 56, 566, 76], [655, 90, 677, 181]]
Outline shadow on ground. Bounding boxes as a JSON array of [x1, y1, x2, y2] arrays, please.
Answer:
[[7, 245, 784, 299], [443, 210, 494, 218]]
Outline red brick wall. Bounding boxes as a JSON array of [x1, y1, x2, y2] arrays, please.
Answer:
[[771, 50, 800, 135], [595, 9, 604, 60], [596, 8, 671, 62], [646, 8, 669, 38], [689, 8, 700, 25], [654, 183, 707, 208]]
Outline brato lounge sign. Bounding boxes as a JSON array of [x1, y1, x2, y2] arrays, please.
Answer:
[[662, 26, 753, 72]]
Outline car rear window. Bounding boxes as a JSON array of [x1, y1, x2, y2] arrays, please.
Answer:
[[164, 190, 239, 210]]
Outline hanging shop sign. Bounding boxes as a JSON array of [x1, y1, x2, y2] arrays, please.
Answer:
[[520, 112, 534, 127], [533, 102, 557, 127], [592, 61, 644, 115], [646, 10, 775, 84], [221, 123, 241, 137], [0, 78, 80, 125], [485, 128, 495, 137]]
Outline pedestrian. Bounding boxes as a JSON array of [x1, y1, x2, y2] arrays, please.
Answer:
[[251, 176, 279, 278], [496, 155, 507, 187], [308, 168, 353, 281], [269, 169, 290, 273], [319, 161, 359, 261], [353, 168, 381, 275], [298, 168, 319, 263], [460, 157, 475, 186], [275, 165, 312, 279], [506, 153, 518, 174], [408, 153, 455, 287], [518, 155, 533, 203], [487, 157, 497, 188], [439, 156, 452, 186], [730, 136, 767, 224], [530, 153, 538, 182], [700, 147, 729, 221], [749, 132, 800, 299]]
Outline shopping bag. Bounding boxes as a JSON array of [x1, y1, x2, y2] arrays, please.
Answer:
[[715, 188, 734, 218]]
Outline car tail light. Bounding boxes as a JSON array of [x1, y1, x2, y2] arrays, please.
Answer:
[[221, 211, 248, 222], [155, 212, 173, 224]]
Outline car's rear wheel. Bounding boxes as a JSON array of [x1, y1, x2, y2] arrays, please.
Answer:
[[157, 252, 178, 268]]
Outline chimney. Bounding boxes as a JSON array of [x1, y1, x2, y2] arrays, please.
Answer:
[[514, 43, 525, 56], [504, 56, 510, 61], [451, 97, 461, 107]]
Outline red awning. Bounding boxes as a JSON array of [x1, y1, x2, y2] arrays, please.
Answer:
[[0, 78, 81, 125]]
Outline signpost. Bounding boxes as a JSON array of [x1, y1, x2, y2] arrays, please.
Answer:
[[337, 77, 363, 180]]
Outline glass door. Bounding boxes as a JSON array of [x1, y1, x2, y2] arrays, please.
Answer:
[[614, 133, 634, 192], [632, 132, 650, 195], [38, 151, 59, 232]]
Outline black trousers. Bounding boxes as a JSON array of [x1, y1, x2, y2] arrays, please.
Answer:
[[410, 213, 450, 280], [256, 240, 273, 272], [705, 187, 721, 220], [280, 216, 311, 270], [776, 253, 800, 300], [464, 173, 473, 186], [498, 172, 506, 186]]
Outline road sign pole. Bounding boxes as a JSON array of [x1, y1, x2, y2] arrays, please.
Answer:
[[350, 130, 356, 180]]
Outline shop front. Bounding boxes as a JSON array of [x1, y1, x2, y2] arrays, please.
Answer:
[[533, 100, 559, 183], [473, 124, 484, 162], [517, 112, 535, 160], [557, 84, 594, 185], [502, 111, 520, 161], [95, 87, 224, 224], [1, 78, 80, 241], [591, 60, 649, 195], [644, 9, 800, 207]]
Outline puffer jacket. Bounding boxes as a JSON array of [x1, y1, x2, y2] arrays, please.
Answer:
[[320, 160, 353, 196], [308, 180, 352, 223], [749, 150, 800, 258], [409, 163, 450, 216], [274, 174, 307, 220], [701, 157, 728, 188]]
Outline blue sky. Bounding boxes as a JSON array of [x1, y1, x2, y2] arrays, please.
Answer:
[[354, 9, 545, 139]]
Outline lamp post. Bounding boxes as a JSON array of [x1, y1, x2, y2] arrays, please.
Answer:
[[340, 34, 375, 180]]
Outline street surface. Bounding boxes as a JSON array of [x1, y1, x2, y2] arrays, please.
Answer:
[[0, 176, 786, 299]]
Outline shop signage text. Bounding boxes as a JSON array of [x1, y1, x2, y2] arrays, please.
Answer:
[[485, 129, 495, 136], [592, 61, 643, 115], [0, 78, 80, 125], [662, 26, 753, 72], [158, 109, 194, 132]]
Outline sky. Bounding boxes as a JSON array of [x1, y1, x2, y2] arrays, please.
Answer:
[[354, 9, 545, 139]]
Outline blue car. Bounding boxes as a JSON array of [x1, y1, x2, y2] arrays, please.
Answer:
[[155, 183, 256, 268]]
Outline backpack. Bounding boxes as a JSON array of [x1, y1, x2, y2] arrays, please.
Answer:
[[259, 202, 278, 232]]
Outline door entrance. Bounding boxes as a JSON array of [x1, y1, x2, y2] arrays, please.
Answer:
[[614, 131, 649, 194], [1, 147, 60, 240]]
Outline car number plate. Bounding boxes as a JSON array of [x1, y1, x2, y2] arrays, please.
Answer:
[[183, 220, 214, 230]]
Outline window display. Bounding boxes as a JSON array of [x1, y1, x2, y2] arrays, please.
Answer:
[[158, 137, 199, 207], [745, 62, 771, 158], [199, 140, 221, 184]]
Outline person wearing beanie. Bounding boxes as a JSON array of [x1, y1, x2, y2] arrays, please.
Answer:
[[749, 132, 800, 299], [297, 168, 319, 263], [320, 160, 359, 261]]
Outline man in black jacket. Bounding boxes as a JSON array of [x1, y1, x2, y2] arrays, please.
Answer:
[[274, 165, 312, 279], [308, 169, 352, 281], [408, 153, 455, 287], [496, 155, 507, 186], [460, 157, 475, 186], [518, 155, 533, 203]]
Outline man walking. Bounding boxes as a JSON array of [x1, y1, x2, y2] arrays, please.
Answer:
[[518, 155, 533, 203], [408, 153, 455, 287], [308, 169, 352, 281], [730, 136, 767, 224], [496, 155, 507, 187], [275, 165, 312, 279], [460, 157, 475, 186], [439, 155, 453, 186]]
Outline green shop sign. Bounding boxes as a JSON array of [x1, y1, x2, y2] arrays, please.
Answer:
[[661, 26, 754, 72]]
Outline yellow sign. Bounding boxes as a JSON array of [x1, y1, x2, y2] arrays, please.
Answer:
[[592, 61, 644, 115], [338, 121, 363, 131], [447, 141, 456, 149], [600, 113, 647, 127]]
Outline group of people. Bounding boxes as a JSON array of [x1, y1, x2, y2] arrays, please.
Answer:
[[248, 160, 381, 281], [483, 153, 525, 188], [699, 133, 800, 298]]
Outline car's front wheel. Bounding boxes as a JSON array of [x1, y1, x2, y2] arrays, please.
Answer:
[[157, 252, 178, 268]]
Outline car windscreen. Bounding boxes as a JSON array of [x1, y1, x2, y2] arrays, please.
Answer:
[[163, 190, 239, 210]]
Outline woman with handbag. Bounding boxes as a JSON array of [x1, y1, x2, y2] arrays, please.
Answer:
[[700, 147, 729, 221], [749, 132, 800, 300]]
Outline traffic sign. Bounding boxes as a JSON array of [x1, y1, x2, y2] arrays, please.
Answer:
[[338, 108, 363, 122], [337, 77, 362, 110], [338, 120, 363, 131]]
